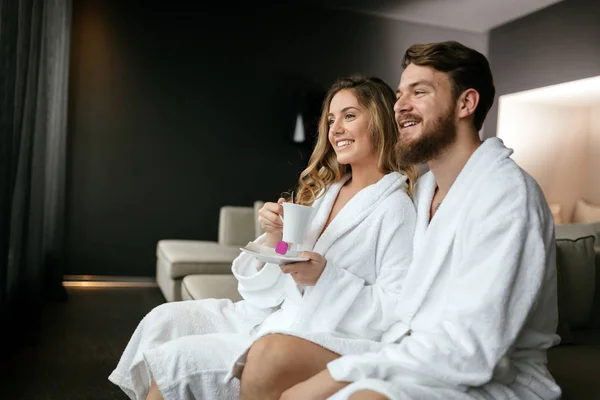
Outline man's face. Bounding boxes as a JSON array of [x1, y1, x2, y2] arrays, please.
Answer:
[[394, 63, 458, 164]]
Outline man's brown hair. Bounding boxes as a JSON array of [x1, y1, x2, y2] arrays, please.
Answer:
[[402, 41, 495, 131]]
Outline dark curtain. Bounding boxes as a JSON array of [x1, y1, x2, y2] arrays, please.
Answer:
[[0, 0, 71, 336]]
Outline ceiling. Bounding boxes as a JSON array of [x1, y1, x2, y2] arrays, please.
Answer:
[[316, 0, 564, 33]]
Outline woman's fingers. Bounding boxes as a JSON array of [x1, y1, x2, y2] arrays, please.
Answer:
[[279, 253, 326, 287], [299, 251, 323, 262], [280, 263, 305, 275], [258, 201, 284, 231], [259, 213, 282, 227]]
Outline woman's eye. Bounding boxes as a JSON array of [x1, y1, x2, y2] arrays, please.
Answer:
[[328, 119, 334, 125], [345, 114, 355, 119]]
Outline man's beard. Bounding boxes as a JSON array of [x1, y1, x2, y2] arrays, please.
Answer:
[[395, 107, 457, 165]]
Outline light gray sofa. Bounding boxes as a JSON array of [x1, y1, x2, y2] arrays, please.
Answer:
[[156, 202, 263, 302]]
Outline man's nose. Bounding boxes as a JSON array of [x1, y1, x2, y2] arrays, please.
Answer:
[[394, 95, 412, 114]]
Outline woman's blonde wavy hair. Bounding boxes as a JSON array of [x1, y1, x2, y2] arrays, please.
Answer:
[[293, 75, 419, 206]]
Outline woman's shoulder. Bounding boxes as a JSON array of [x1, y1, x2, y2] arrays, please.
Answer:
[[381, 173, 413, 201], [377, 184, 415, 221]]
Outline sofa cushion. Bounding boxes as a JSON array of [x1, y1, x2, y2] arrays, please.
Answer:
[[218, 206, 255, 247], [572, 199, 600, 224], [547, 329, 600, 399], [555, 255, 575, 345], [556, 236, 596, 331], [157, 240, 241, 279], [181, 274, 241, 302], [555, 222, 600, 242], [549, 203, 564, 225], [592, 250, 600, 329]]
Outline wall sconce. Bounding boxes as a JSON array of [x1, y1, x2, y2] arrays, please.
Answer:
[[292, 113, 305, 143]]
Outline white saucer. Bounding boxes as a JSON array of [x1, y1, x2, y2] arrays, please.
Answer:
[[240, 242, 308, 265]]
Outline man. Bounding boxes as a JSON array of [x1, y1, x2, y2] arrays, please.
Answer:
[[239, 41, 561, 400]]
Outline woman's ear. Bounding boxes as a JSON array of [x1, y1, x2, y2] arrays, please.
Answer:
[[457, 89, 480, 120]]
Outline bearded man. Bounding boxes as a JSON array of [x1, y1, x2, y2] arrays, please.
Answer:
[[239, 41, 561, 400]]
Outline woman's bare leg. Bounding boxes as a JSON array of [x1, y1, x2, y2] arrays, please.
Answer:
[[239, 334, 339, 400], [146, 379, 163, 400], [350, 390, 389, 400]]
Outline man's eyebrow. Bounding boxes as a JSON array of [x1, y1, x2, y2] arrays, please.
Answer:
[[328, 106, 359, 116], [396, 80, 435, 94]]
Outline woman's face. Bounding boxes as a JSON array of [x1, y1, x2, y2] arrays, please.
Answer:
[[327, 90, 375, 167]]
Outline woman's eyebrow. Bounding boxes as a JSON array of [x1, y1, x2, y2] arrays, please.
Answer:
[[328, 106, 360, 117]]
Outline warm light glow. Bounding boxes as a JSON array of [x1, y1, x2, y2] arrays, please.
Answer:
[[500, 75, 600, 107], [497, 75, 600, 223], [63, 281, 158, 288]]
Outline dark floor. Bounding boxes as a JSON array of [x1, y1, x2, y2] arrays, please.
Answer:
[[0, 286, 165, 400], [1, 286, 598, 399]]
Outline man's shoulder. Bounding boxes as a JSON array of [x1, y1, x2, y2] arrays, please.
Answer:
[[480, 156, 543, 198], [471, 156, 550, 223]]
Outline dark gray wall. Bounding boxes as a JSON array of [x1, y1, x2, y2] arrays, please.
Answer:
[[486, 0, 600, 139], [66, 0, 487, 276]]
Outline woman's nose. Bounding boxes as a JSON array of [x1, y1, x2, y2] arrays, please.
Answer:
[[330, 120, 344, 134]]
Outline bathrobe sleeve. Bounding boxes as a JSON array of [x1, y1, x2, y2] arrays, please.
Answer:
[[327, 186, 554, 393], [301, 195, 416, 336], [231, 234, 286, 309]]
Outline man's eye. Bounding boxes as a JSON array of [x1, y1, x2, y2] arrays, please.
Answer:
[[415, 90, 425, 95]]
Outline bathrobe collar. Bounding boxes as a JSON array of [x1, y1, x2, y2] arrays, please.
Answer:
[[305, 172, 407, 256], [409, 138, 514, 317]]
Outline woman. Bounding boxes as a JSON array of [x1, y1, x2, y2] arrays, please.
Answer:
[[109, 76, 419, 400]]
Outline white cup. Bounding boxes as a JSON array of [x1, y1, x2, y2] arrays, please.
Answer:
[[281, 203, 314, 246]]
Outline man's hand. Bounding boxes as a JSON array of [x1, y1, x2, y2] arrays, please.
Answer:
[[280, 369, 349, 400], [280, 251, 326, 286]]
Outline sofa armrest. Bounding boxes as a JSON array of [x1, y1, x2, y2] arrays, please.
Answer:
[[181, 274, 242, 302], [157, 240, 241, 278], [218, 206, 255, 247]]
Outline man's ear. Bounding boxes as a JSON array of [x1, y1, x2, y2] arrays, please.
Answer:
[[457, 89, 479, 120]]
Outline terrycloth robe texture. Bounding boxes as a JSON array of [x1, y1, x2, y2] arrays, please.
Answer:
[[326, 138, 562, 400], [108, 171, 416, 400], [226, 172, 416, 379]]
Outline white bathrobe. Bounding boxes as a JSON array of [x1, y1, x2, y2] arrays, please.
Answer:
[[109, 171, 416, 400], [326, 138, 562, 400]]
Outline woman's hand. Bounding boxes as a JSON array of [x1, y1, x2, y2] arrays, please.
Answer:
[[280, 252, 327, 286], [258, 198, 285, 248]]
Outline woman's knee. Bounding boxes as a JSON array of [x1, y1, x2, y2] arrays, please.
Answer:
[[246, 334, 293, 369], [244, 334, 300, 380], [349, 390, 389, 400]]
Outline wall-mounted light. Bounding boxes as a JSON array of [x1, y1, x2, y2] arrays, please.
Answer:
[[292, 113, 305, 143]]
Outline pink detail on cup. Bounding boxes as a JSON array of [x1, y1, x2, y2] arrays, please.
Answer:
[[275, 241, 289, 255]]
